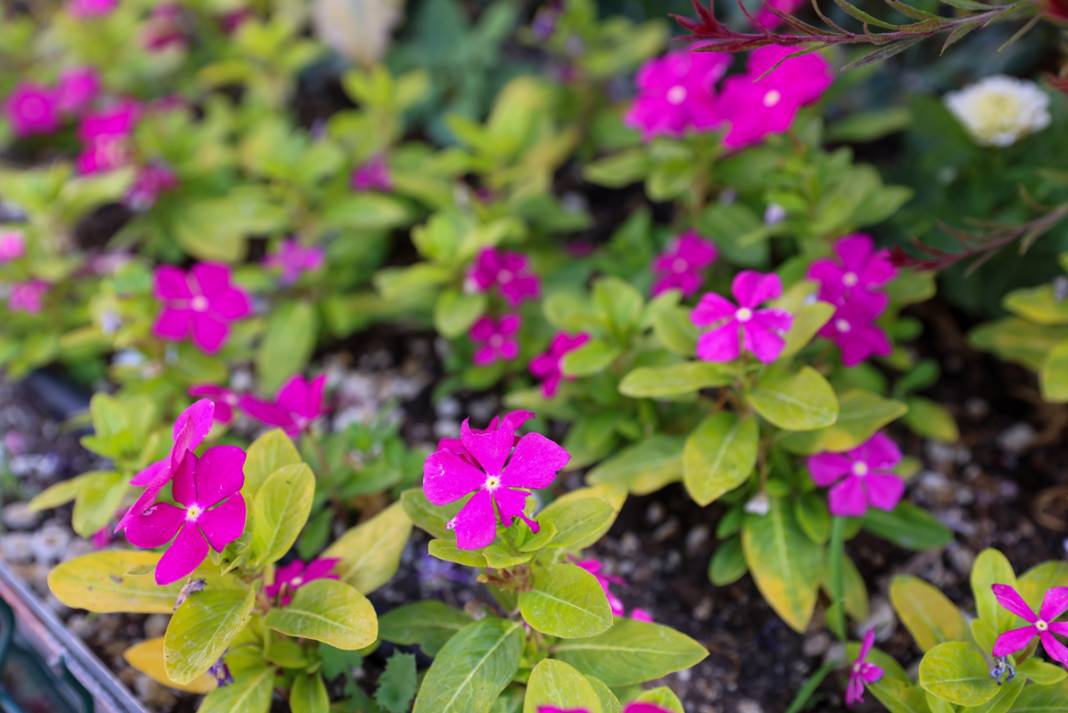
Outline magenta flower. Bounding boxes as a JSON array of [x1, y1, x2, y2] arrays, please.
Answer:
[[351, 155, 392, 192], [808, 432, 905, 517], [8, 280, 48, 314], [75, 102, 139, 175], [0, 232, 26, 262], [470, 315, 521, 366], [808, 234, 896, 317], [755, 0, 806, 29], [818, 302, 892, 367], [691, 271, 792, 363], [529, 332, 589, 398], [423, 415, 570, 550], [188, 384, 240, 425], [152, 263, 252, 354], [266, 558, 340, 606], [625, 48, 731, 140], [68, 0, 117, 17], [263, 238, 325, 286], [5, 84, 59, 138], [651, 230, 718, 298], [55, 68, 100, 116], [125, 446, 247, 585], [143, 3, 187, 51], [468, 248, 541, 307], [240, 374, 327, 437], [845, 628, 884, 705], [717, 45, 833, 150], [116, 399, 215, 534], [437, 410, 534, 457], [125, 163, 178, 211], [991, 584, 1068, 666]]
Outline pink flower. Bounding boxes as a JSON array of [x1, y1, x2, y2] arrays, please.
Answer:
[[240, 374, 327, 436], [116, 399, 215, 534], [188, 385, 240, 425], [350, 155, 392, 192], [76, 102, 139, 175], [91, 527, 112, 549], [5, 84, 60, 137], [529, 332, 590, 398], [991, 584, 1068, 667], [470, 315, 521, 366], [143, 3, 187, 51], [651, 230, 718, 297], [125, 163, 178, 211], [691, 271, 792, 363], [576, 559, 653, 621], [263, 238, 325, 285], [845, 628, 884, 705], [68, 0, 117, 17], [717, 45, 833, 150], [755, 0, 806, 29], [808, 234, 896, 317], [266, 559, 340, 606], [56, 68, 100, 116], [817, 302, 892, 367], [152, 263, 252, 354], [625, 48, 731, 140], [125, 445, 247, 585], [423, 415, 569, 550], [808, 432, 905, 517], [436, 410, 534, 457], [468, 248, 541, 307], [538, 705, 671, 713], [0, 232, 26, 262], [8, 280, 48, 313]]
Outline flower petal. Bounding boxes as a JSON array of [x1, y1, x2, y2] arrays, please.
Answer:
[[423, 449, 487, 505], [691, 292, 736, 327], [1040, 631, 1068, 666], [460, 419, 515, 476], [191, 262, 232, 298], [807, 453, 852, 487], [155, 266, 193, 300], [194, 444, 247, 507], [858, 627, 876, 660], [861, 662, 884, 684], [171, 449, 198, 507], [172, 399, 215, 460], [732, 271, 782, 308], [155, 524, 209, 585], [835, 234, 874, 272], [124, 501, 185, 548], [742, 320, 787, 363], [130, 458, 167, 487], [211, 288, 251, 320], [198, 493, 246, 551], [493, 487, 530, 527], [1039, 587, 1068, 622], [500, 433, 569, 490], [696, 321, 740, 362], [153, 308, 193, 341], [450, 489, 497, 550], [191, 313, 228, 354], [993, 584, 1038, 623], [828, 475, 868, 517], [865, 474, 905, 512]]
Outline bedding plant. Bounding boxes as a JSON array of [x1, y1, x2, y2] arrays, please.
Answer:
[[3, 0, 1068, 711]]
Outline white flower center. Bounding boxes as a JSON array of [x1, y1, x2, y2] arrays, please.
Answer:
[[763, 90, 782, 108], [484, 475, 501, 491], [852, 462, 869, 477], [672, 257, 688, 273], [843, 271, 859, 287], [1037, 619, 1049, 632], [735, 307, 753, 323], [667, 85, 688, 105], [853, 662, 864, 674], [291, 576, 303, 587], [835, 318, 851, 333], [185, 505, 203, 522], [499, 270, 513, 284], [191, 295, 209, 312], [490, 335, 504, 348]]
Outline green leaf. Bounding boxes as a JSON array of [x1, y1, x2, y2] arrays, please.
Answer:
[[780, 390, 907, 454], [650, 304, 698, 357], [375, 652, 418, 713], [918, 641, 999, 706], [862, 502, 952, 551], [198, 666, 273, 713], [1018, 657, 1067, 686], [683, 413, 758, 506], [1018, 561, 1068, 611], [265, 579, 378, 650], [173, 186, 285, 262], [778, 301, 835, 359], [523, 659, 603, 713], [971, 548, 1017, 634], [164, 587, 255, 684], [427, 538, 489, 567], [1041, 340, 1068, 402], [795, 492, 831, 544], [708, 537, 747, 586], [324, 503, 412, 594], [827, 107, 911, 143], [745, 366, 838, 432], [902, 396, 959, 443], [378, 601, 473, 656], [587, 435, 684, 495], [583, 149, 650, 188], [553, 619, 708, 687], [868, 676, 932, 713], [890, 575, 968, 652], [742, 497, 824, 633], [593, 277, 646, 340], [519, 563, 614, 639], [412, 618, 523, 713], [28, 472, 98, 511], [619, 361, 733, 398], [400, 487, 460, 539], [48, 551, 182, 614], [969, 676, 1024, 713], [1010, 680, 1068, 711], [290, 672, 329, 713], [251, 463, 315, 566], [631, 687, 684, 713], [521, 485, 623, 551], [255, 301, 318, 393], [243, 429, 302, 498], [123, 638, 216, 694], [586, 677, 622, 713], [561, 340, 621, 377], [71, 470, 129, 538], [322, 193, 413, 231], [435, 290, 487, 338], [1005, 284, 1068, 325]]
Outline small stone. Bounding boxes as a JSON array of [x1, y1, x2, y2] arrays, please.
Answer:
[[646, 502, 665, 525], [144, 614, 168, 639], [31, 524, 71, 564], [653, 519, 679, 543], [803, 631, 831, 658], [693, 596, 713, 622], [998, 423, 1036, 454], [744, 493, 769, 515], [686, 525, 710, 555], [3, 503, 39, 530], [736, 701, 764, 713], [1, 533, 34, 563]]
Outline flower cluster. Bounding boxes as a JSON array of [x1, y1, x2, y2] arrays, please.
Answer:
[[808, 234, 896, 367], [4, 68, 100, 138], [153, 262, 252, 354], [692, 271, 792, 363], [651, 230, 717, 298], [808, 432, 905, 517], [423, 412, 569, 549], [845, 628, 884, 705], [351, 154, 392, 192], [8, 280, 49, 314], [263, 238, 326, 286], [241, 374, 328, 436], [266, 558, 340, 606], [76, 101, 140, 175], [529, 332, 589, 397], [468, 247, 541, 307], [627, 45, 833, 149]]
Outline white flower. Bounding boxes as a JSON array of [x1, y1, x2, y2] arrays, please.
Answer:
[[944, 75, 1051, 147]]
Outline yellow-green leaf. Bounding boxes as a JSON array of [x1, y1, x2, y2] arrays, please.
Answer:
[[49, 551, 182, 613], [890, 575, 968, 652], [198, 666, 273, 713], [265, 579, 377, 650], [745, 366, 838, 432], [251, 463, 315, 566], [123, 638, 216, 694], [518, 563, 613, 639], [324, 503, 412, 594], [780, 390, 907, 454], [918, 641, 999, 706], [523, 659, 603, 713], [164, 587, 255, 684], [243, 429, 302, 498], [683, 412, 758, 506]]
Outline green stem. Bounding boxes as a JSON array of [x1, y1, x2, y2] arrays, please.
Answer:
[[827, 516, 847, 643]]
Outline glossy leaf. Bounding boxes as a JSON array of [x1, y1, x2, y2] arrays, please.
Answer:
[[324, 503, 412, 593], [683, 413, 758, 506], [918, 641, 998, 706], [164, 587, 255, 684], [890, 575, 968, 652], [265, 579, 378, 650], [49, 551, 182, 614], [745, 366, 838, 432], [251, 463, 315, 566], [523, 659, 603, 713], [518, 563, 613, 639]]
